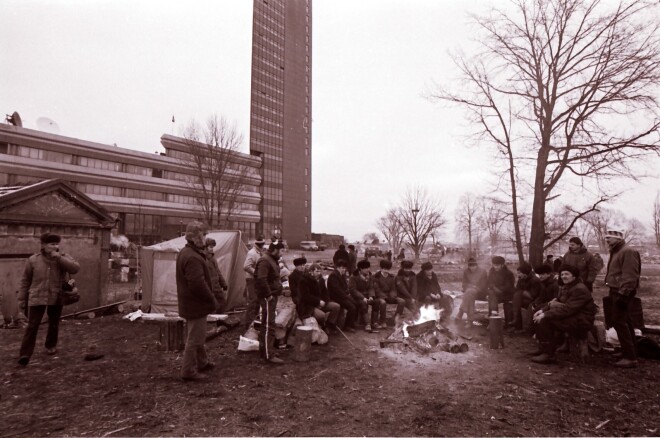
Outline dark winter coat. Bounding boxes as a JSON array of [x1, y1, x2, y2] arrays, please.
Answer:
[[332, 248, 349, 266], [288, 269, 304, 302], [534, 275, 559, 309], [206, 256, 227, 310], [543, 279, 596, 330], [347, 251, 358, 275], [373, 271, 397, 300], [462, 267, 488, 299], [395, 270, 417, 300], [254, 252, 283, 299], [19, 251, 80, 307], [297, 273, 325, 319], [563, 246, 599, 284], [487, 266, 516, 299], [349, 271, 375, 301], [515, 274, 543, 302], [416, 271, 442, 303], [176, 243, 216, 320], [327, 270, 351, 302], [605, 241, 641, 295]]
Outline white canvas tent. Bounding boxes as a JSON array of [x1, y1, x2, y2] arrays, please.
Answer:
[[140, 230, 248, 313]]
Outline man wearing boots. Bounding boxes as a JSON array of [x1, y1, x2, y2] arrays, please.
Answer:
[[243, 235, 266, 326], [348, 260, 381, 332], [487, 256, 516, 327], [176, 222, 217, 380], [255, 238, 286, 364], [327, 260, 358, 332], [297, 264, 341, 333], [531, 264, 596, 364], [604, 228, 641, 368], [373, 260, 404, 326]]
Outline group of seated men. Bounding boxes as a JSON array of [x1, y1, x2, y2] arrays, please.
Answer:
[[287, 257, 452, 334]]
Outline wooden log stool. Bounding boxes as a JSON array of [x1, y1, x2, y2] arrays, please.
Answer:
[[568, 334, 590, 363], [293, 326, 313, 362], [158, 319, 185, 352], [489, 316, 505, 349]]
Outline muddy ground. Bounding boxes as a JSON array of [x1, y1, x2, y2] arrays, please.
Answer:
[[1, 262, 659, 437]]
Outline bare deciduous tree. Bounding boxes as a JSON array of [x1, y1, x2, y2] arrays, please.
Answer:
[[180, 115, 248, 228], [654, 193, 660, 247], [376, 209, 405, 255], [455, 192, 482, 257], [396, 187, 447, 260], [433, 0, 660, 266], [477, 196, 509, 254]]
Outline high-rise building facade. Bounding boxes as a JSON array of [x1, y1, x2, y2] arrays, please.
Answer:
[[249, 0, 312, 247]]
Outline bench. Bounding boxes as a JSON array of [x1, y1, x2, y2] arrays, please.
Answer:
[[138, 313, 228, 352]]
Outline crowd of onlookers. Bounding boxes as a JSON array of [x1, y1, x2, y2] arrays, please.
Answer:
[[11, 221, 642, 381]]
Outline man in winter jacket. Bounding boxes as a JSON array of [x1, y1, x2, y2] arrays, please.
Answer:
[[511, 262, 543, 333], [242, 235, 266, 326], [456, 257, 487, 326], [604, 228, 641, 368], [176, 222, 217, 380], [395, 260, 417, 314], [416, 262, 452, 322], [17, 233, 80, 366], [255, 238, 286, 364], [347, 245, 358, 275], [288, 256, 307, 303], [332, 245, 349, 267], [487, 256, 516, 326], [349, 260, 383, 332], [205, 237, 227, 313], [563, 237, 600, 291], [373, 260, 404, 325], [297, 264, 341, 333], [532, 264, 559, 311], [327, 260, 357, 332], [531, 264, 596, 364]]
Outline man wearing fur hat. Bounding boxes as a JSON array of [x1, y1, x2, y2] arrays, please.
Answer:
[[456, 257, 487, 326], [297, 263, 341, 333], [417, 262, 453, 322], [510, 262, 543, 333], [563, 237, 600, 292], [487, 256, 516, 327], [327, 260, 358, 332], [348, 260, 379, 332], [176, 222, 217, 380], [288, 256, 307, 304], [373, 259, 404, 326], [17, 232, 80, 366], [255, 237, 286, 364], [604, 228, 641, 368], [395, 260, 418, 315], [243, 235, 266, 326], [532, 264, 559, 311]]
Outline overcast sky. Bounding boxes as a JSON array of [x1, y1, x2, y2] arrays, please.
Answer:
[[1, 0, 658, 243]]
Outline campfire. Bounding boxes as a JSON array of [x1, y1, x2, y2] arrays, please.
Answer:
[[381, 304, 470, 354]]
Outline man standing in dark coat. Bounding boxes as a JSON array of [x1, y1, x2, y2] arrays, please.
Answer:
[[604, 228, 641, 368], [176, 222, 217, 381], [347, 245, 358, 275], [563, 237, 600, 291], [333, 245, 349, 267], [487, 256, 515, 326], [255, 238, 286, 364]]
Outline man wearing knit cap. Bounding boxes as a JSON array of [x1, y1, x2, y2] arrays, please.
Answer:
[[511, 262, 543, 333], [563, 237, 600, 292], [604, 228, 641, 368], [17, 232, 80, 366], [487, 256, 516, 326], [176, 221, 217, 380], [288, 256, 307, 304]]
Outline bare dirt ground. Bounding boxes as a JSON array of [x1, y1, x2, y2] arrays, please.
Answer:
[[1, 259, 659, 437]]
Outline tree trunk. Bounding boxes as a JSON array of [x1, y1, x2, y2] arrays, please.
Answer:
[[529, 146, 550, 267], [507, 151, 524, 264]]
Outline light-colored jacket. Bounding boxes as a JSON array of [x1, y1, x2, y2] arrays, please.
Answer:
[[243, 247, 262, 276], [18, 252, 80, 306]]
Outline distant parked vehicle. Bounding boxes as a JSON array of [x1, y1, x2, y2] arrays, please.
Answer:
[[317, 242, 328, 251], [299, 241, 319, 251], [365, 246, 381, 258]]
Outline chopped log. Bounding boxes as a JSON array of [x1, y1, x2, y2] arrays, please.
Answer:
[[450, 343, 460, 353], [489, 316, 505, 349], [428, 336, 440, 347], [157, 320, 185, 352], [293, 326, 313, 362], [406, 320, 437, 337], [459, 343, 469, 353], [408, 337, 432, 354], [76, 312, 95, 319], [60, 301, 128, 321], [205, 325, 228, 342]]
